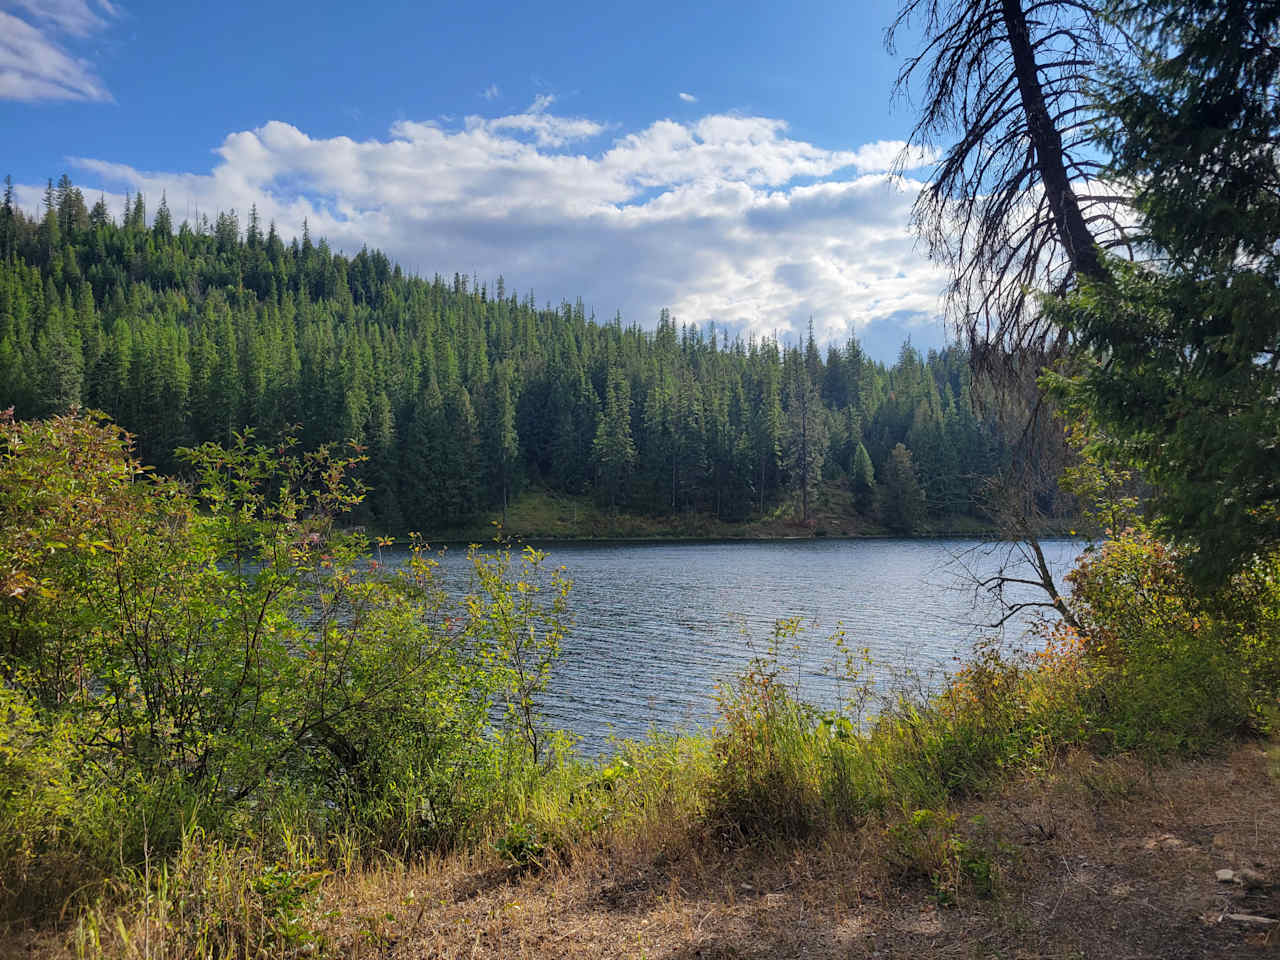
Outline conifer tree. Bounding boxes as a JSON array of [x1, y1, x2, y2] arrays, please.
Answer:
[[487, 362, 520, 523], [852, 442, 876, 514], [592, 368, 636, 511], [0, 175, 15, 261], [880, 443, 926, 534], [784, 352, 827, 525], [153, 194, 173, 241]]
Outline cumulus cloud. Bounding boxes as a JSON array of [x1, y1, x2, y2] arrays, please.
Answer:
[[678, 92, 697, 103], [851, 139, 937, 174], [24, 104, 950, 356], [0, 0, 116, 101]]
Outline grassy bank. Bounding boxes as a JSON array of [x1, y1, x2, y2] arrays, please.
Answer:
[[405, 487, 1076, 543], [10, 589, 1280, 958]]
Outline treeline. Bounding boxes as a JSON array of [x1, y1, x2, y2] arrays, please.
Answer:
[[0, 176, 1043, 532]]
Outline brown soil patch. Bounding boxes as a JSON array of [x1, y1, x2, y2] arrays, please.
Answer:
[[322, 742, 1280, 959], [9, 742, 1280, 959]]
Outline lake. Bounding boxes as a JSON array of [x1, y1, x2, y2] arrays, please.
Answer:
[[402, 538, 1084, 753]]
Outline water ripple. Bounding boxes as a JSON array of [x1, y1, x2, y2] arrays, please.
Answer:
[[392, 538, 1083, 753]]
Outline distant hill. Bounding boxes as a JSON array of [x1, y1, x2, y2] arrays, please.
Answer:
[[0, 176, 1073, 533]]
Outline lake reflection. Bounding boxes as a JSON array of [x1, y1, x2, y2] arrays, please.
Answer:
[[393, 538, 1083, 753]]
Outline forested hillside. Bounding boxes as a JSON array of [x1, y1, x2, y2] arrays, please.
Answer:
[[0, 176, 1047, 532]]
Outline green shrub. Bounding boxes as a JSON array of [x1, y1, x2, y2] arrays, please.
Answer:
[[1069, 531, 1280, 750], [493, 821, 549, 868], [710, 661, 825, 838], [0, 684, 90, 916], [884, 808, 1000, 902], [706, 618, 1099, 841], [0, 413, 571, 918], [708, 619, 838, 838]]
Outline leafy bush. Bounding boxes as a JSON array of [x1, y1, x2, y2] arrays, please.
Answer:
[[1068, 531, 1280, 750], [711, 660, 825, 838], [706, 617, 1098, 840], [708, 619, 841, 838], [0, 412, 570, 918], [0, 684, 87, 915], [885, 809, 1000, 903], [493, 821, 549, 868]]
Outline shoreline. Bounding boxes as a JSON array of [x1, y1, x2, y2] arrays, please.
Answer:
[[362, 489, 1086, 545], [364, 527, 1089, 547]]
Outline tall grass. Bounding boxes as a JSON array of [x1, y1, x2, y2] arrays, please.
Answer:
[[704, 530, 1278, 847], [705, 630, 1093, 838]]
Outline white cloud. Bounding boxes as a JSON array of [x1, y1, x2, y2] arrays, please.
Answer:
[[481, 83, 499, 101], [7, 0, 114, 36], [678, 92, 697, 103], [22, 104, 950, 357], [850, 139, 937, 173], [0, 0, 115, 101], [459, 94, 606, 148]]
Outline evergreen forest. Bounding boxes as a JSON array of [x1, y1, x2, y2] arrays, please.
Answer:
[[0, 177, 1049, 535]]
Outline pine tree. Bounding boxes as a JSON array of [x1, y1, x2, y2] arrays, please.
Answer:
[[1053, 0, 1280, 580], [34, 300, 82, 415], [488, 362, 520, 523], [592, 368, 636, 510], [851, 442, 876, 514], [880, 443, 926, 534], [442, 383, 480, 519], [89, 195, 110, 229], [153, 193, 173, 241], [784, 353, 827, 525], [128, 192, 146, 232], [40, 202, 61, 270], [399, 377, 448, 525], [640, 369, 676, 512], [0, 175, 15, 261]]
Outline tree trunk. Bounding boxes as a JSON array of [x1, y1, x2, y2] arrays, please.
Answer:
[[1000, 0, 1105, 282]]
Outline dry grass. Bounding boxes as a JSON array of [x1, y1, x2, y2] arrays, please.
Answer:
[[18, 739, 1276, 960]]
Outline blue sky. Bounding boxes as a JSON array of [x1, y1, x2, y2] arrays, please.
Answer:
[[1, 0, 950, 360]]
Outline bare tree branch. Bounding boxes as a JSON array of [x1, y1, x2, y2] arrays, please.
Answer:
[[888, 0, 1136, 387]]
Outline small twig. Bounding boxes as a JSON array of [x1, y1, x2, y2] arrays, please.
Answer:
[[693, 909, 715, 936]]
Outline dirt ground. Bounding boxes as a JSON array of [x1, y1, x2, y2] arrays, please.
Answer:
[[299, 741, 1279, 959], [215, 742, 1264, 957], [7, 741, 1278, 959]]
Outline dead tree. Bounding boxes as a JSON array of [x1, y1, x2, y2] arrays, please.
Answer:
[[887, 0, 1136, 626], [888, 0, 1134, 383]]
